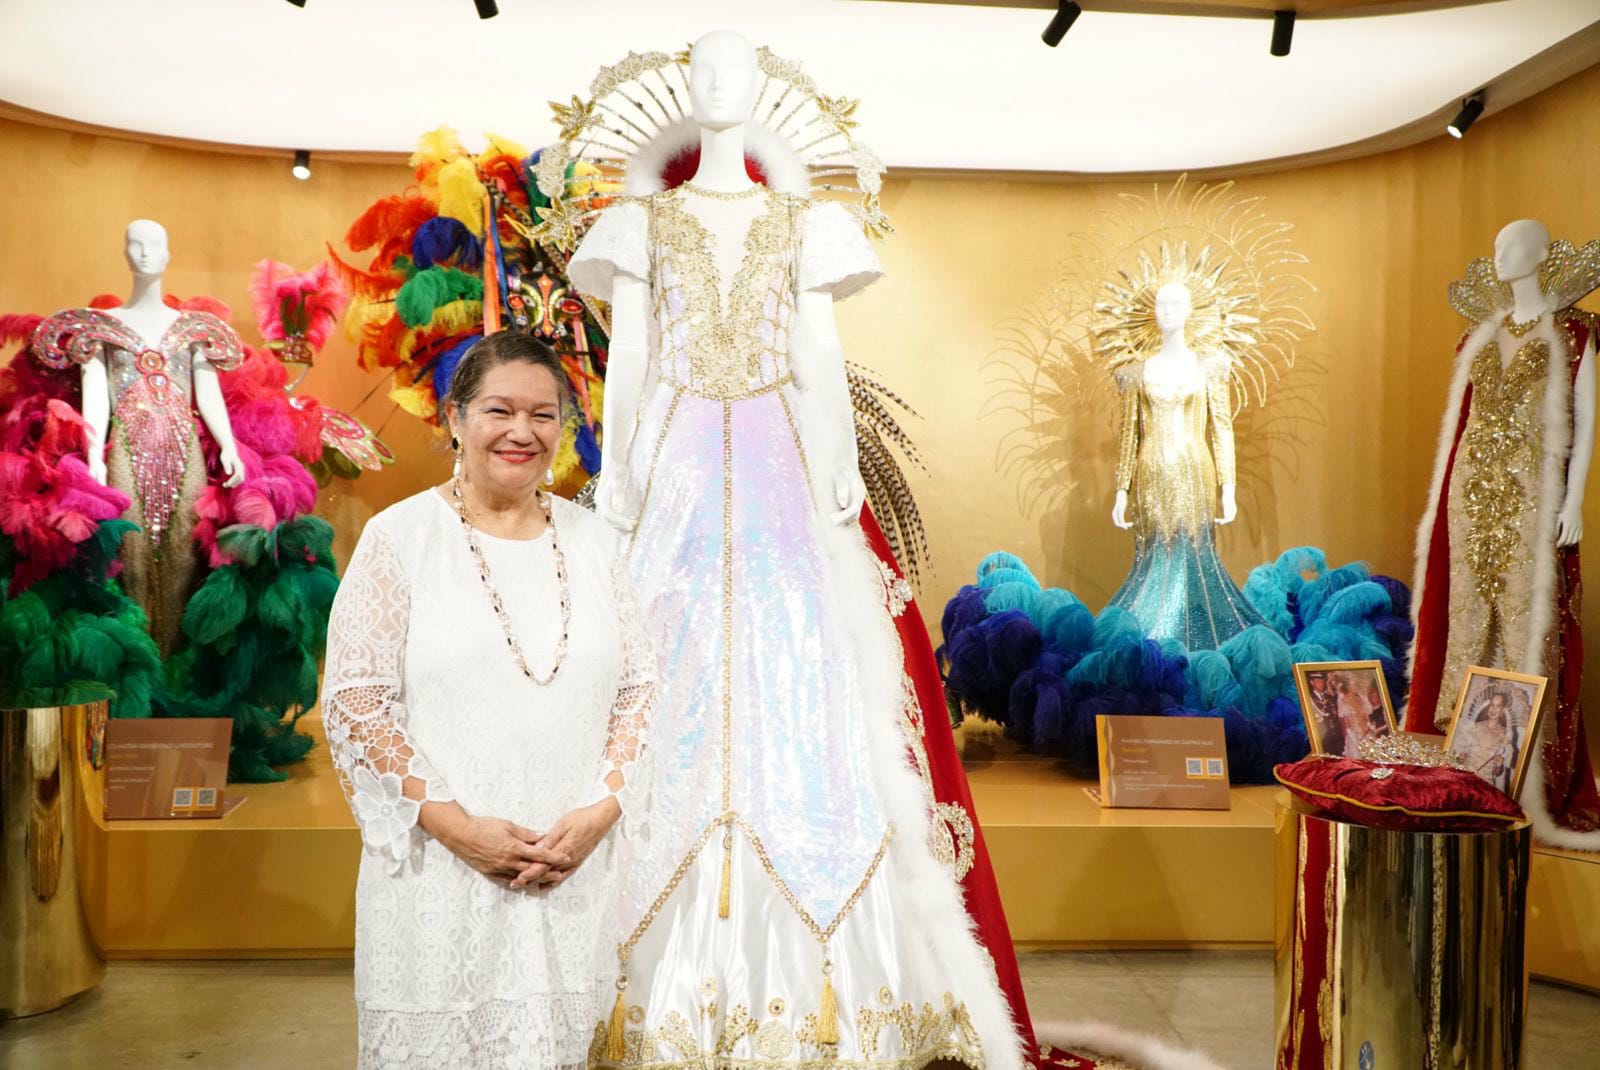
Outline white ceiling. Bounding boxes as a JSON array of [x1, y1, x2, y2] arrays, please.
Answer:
[[0, 0, 1595, 173]]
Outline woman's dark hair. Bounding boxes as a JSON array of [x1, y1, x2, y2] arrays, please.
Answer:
[[442, 329, 570, 421]]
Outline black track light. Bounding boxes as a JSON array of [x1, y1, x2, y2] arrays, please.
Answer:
[[1270, 11, 1295, 57], [292, 150, 312, 181], [1447, 92, 1486, 139], [474, 0, 499, 18], [285, 0, 306, 7], [1041, 1, 1082, 48]]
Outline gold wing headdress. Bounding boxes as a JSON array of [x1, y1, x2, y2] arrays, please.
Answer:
[[1448, 238, 1600, 324], [533, 46, 937, 582], [531, 46, 888, 257]]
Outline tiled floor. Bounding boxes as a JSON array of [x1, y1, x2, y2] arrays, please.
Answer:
[[1, 951, 1596, 1068]]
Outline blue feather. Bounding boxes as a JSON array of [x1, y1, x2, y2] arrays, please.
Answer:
[[412, 216, 485, 271], [429, 336, 479, 400]]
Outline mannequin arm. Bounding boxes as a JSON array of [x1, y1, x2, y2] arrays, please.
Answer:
[[193, 354, 244, 489], [1557, 334, 1596, 547], [1205, 366, 1239, 525], [597, 274, 651, 532], [1112, 385, 1137, 529], [80, 352, 110, 485], [791, 289, 863, 525]]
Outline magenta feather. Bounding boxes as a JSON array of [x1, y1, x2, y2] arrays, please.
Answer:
[[249, 260, 350, 353]]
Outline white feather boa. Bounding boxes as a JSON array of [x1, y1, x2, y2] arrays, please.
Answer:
[[821, 518, 1028, 1070], [624, 118, 812, 197], [1410, 313, 1600, 850]]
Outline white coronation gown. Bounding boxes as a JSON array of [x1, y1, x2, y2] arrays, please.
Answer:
[[322, 490, 653, 1070], [570, 186, 1023, 1068]]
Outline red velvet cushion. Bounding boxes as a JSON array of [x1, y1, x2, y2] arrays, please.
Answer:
[[1274, 757, 1525, 832]]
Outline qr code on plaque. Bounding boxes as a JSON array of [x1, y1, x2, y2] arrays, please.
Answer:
[[1185, 758, 1204, 777], [172, 788, 194, 809], [197, 788, 218, 808], [1206, 758, 1225, 778]]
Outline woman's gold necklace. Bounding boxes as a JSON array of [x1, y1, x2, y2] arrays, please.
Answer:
[[450, 475, 571, 686]]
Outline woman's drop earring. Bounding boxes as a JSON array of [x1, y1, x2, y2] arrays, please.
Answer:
[[451, 435, 463, 482], [544, 467, 555, 488]]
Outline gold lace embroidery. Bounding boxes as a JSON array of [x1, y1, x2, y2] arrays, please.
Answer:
[[648, 188, 802, 401], [590, 989, 984, 1068], [897, 673, 976, 881]]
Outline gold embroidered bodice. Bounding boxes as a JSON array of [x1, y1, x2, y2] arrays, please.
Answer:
[[1114, 355, 1236, 540], [646, 187, 806, 401]]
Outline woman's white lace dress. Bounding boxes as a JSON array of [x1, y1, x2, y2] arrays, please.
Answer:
[[322, 490, 653, 1070]]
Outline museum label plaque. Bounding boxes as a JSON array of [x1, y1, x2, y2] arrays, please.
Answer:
[[104, 718, 232, 819], [1095, 714, 1230, 810]]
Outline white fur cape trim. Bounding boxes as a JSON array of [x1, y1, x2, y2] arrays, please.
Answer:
[[624, 118, 812, 197], [1037, 1020, 1229, 1070], [823, 518, 1028, 1070], [1410, 313, 1600, 850]]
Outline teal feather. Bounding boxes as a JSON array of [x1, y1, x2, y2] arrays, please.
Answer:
[[182, 568, 249, 645]]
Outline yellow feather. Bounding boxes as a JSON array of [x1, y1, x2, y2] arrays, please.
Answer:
[[410, 127, 466, 180], [479, 132, 528, 162], [394, 301, 485, 366], [437, 158, 487, 236], [388, 383, 437, 420]]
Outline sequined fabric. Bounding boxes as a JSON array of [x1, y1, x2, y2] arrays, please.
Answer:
[[1441, 327, 1562, 698], [570, 190, 1014, 1067], [1109, 355, 1262, 649]]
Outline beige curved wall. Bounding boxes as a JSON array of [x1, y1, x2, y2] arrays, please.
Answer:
[[2, 64, 1598, 755]]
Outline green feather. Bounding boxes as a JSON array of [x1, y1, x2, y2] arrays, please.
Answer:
[[395, 267, 483, 328], [182, 568, 249, 645], [216, 525, 273, 568]]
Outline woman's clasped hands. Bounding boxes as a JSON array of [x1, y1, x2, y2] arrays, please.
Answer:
[[420, 798, 621, 891]]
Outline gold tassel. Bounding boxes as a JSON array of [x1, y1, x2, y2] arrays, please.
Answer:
[[817, 961, 840, 1044], [605, 984, 627, 1060], [717, 836, 732, 919]]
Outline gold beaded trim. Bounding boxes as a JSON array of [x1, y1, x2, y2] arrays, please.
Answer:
[[681, 180, 767, 201]]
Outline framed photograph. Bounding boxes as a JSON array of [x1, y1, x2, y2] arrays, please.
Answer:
[[1443, 666, 1548, 798], [1293, 661, 1398, 757]]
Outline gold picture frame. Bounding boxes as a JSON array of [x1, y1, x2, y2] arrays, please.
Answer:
[[1442, 665, 1548, 799], [1292, 660, 1398, 757]]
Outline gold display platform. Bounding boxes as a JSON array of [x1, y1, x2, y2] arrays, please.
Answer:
[[79, 718, 359, 958], [76, 720, 1600, 991]]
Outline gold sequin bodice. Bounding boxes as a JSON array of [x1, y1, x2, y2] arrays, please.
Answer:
[[1115, 357, 1236, 541], [647, 187, 804, 401], [1445, 324, 1554, 676]]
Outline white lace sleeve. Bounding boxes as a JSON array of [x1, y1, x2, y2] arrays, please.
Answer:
[[798, 201, 883, 300], [583, 553, 655, 839], [321, 521, 453, 873], [568, 200, 649, 303]]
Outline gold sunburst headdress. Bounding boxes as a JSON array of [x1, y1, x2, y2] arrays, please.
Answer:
[[531, 45, 936, 582], [1084, 175, 1314, 410], [985, 175, 1315, 517], [1448, 238, 1600, 324]]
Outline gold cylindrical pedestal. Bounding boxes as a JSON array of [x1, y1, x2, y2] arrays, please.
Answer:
[[0, 702, 107, 1017], [1274, 793, 1530, 1070]]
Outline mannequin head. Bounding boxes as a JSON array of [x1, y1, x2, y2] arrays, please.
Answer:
[[1493, 219, 1551, 283], [1154, 282, 1193, 336], [689, 30, 758, 131], [125, 219, 170, 279]]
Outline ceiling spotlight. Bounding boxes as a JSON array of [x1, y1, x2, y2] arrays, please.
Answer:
[[473, 0, 498, 17], [291, 150, 312, 181], [1270, 11, 1295, 57], [1041, 1, 1082, 48], [1447, 92, 1485, 139], [285, 0, 306, 7]]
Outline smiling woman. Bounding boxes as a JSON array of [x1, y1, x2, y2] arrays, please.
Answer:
[[319, 330, 657, 1069]]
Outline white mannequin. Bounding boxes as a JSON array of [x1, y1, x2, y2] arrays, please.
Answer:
[[81, 219, 244, 488], [598, 30, 864, 530], [1494, 218, 1594, 546], [1111, 282, 1238, 529]]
